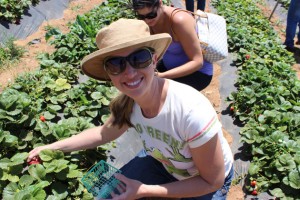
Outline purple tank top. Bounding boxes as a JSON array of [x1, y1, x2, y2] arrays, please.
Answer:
[[162, 40, 213, 75]]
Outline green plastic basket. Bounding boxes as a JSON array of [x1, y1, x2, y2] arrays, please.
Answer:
[[81, 160, 122, 199]]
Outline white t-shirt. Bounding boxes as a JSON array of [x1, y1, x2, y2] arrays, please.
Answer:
[[131, 80, 233, 180]]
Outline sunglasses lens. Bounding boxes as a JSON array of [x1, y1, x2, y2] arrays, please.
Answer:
[[128, 49, 152, 69], [147, 12, 157, 19], [136, 9, 157, 20], [104, 48, 153, 75], [104, 57, 126, 75]]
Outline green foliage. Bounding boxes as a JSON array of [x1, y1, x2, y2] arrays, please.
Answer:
[[0, 0, 40, 23], [0, 0, 126, 199], [277, 0, 290, 10], [44, 0, 135, 66], [0, 38, 25, 69], [213, 0, 300, 198]]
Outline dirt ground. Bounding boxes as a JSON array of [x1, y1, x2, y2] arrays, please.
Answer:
[[0, 0, 299, 199]]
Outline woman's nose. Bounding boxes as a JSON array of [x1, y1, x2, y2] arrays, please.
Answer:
[[123, 62, 137, 77]]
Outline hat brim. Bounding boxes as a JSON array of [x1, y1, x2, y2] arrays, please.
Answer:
[[81, 33, 172, 81]]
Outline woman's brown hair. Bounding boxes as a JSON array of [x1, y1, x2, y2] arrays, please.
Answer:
[[130, 0, 160, 10], [109, 93, 135, 128]]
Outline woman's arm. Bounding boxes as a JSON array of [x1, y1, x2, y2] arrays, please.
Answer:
[[158, 10, 204, 79], [27, 116, 128, 162], [113, 134, 225, 199]]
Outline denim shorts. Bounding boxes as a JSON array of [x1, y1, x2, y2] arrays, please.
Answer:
[[120, 154, 234, 200]]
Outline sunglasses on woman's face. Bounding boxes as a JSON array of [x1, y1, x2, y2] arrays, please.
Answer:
[[104, 48, 154, 76], [136, 8, 158, 20]]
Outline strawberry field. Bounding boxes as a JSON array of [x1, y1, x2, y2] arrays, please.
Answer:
[[0, 0, 40, 24], [0, 0, 299, 199]]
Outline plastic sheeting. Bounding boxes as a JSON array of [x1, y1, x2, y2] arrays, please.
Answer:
[[0, 0, 69, 44]]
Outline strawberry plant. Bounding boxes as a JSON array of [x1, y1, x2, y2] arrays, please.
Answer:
[[0, 0, 40, 23], [0, 0, 129, 198], [0, 38, 25, 70], [44, 0, 135, 66], [213, 0, 300, 199]]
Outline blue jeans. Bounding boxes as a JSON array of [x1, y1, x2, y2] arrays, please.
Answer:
[[120, 155, 234, 200], [284, 0, 300, 48], [185, 0, 206, 12]]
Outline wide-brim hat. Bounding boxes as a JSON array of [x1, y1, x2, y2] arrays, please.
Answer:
[[81, 18, 172, 81]]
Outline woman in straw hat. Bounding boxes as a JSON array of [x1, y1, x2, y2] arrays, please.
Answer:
[[130, 0, 213, 91], [27, 19, 233, 200]]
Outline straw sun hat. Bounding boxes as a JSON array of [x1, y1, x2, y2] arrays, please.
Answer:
[[81, 18, 172, 81]]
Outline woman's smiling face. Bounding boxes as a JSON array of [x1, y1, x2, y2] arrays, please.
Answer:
[[107, 47, 157, 99]]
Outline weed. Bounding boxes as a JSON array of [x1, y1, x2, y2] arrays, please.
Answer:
[[0, 38, 25, 70]]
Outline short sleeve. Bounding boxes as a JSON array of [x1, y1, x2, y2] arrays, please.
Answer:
[[181, 101, 222, 148]]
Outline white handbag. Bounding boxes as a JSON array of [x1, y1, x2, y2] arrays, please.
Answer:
[[170, 9, 228, 63], [195, 9, 228, 63]]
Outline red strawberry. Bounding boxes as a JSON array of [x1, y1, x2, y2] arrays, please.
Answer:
[[28, 156, 42, 165], [251, 190, 258, 195], [250, 180, 256, 187], [28, 160, 40, 165], [40, 115, 46, 122], [15, 18, 21, 25], [245, 54, 250, 60]]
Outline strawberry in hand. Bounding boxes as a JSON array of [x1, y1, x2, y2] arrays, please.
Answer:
[[28, 156, 42, 165]]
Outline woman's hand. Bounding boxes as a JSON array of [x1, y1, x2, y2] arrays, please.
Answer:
[[109, 174, 146, 200], [27, 144, 51, 162]]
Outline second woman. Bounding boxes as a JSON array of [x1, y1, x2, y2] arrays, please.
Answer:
[[131, 0, 213, 91]]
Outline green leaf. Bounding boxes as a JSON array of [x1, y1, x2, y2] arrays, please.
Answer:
[[48, 105, 62, 112], [248, 162, 260, 175], [288, 170, 300, 189], [101, 97, 110, 106], [86, 110, 98, 118], [46, 159, 69, 173], [11, 152, 28, 163], [3, 182, 18, 200], [269, 188, 285, 198], [28, 164, 46, 180], [67, 169, 82, 178], [91, 92, 102, 100], [40, 149, 64, 161], [0, 158, 10, 169], [45, 27, 62, 42], [6, 109, 22, 116], [275, 154, 296, 171], [43, 111, 56, 120], [19, 175, 34, 187], [7, 174, 19, 182], [55, 78, 71, 91]]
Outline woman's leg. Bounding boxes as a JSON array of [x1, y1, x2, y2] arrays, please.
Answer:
[[185, 0, 195, 12], [174, 72, 212, 91], [157, 60, 212, 91], [297, 22, 300, 44], [284, 0, 300, 49], [197, 0, 206, 11], [120, 155, 177, 185]]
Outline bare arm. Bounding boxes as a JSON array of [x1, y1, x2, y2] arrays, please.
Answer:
[[113, 134, 225, 199], [158, 11, 204, 79], [27, 116, 128, 161]]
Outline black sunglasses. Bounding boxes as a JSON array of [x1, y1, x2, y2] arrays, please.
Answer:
[[136, 8, 158, 20], [104, 48, 154, 76]]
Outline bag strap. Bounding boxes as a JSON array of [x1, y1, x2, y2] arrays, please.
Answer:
[[169, 8, 208, 39]]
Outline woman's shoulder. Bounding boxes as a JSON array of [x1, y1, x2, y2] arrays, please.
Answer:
[[168, 7, 194, 24]]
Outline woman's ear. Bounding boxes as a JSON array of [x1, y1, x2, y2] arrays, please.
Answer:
[[153, 53, 158, 66], [159, 0, 163, 6]]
